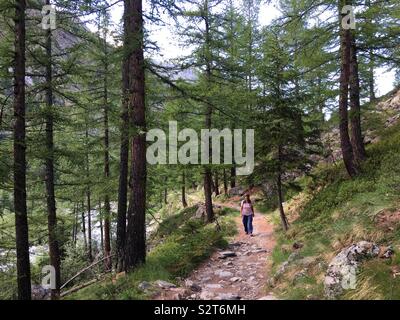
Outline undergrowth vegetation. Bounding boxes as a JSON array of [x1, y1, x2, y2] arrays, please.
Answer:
[[67, 206, 237, 300], [270, 123, 400, 300]]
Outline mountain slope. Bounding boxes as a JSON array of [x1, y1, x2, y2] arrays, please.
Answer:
[[268, 90, 400, 300]]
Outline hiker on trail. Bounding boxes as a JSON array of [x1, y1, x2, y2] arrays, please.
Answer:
[[240, 194, 255, 236]]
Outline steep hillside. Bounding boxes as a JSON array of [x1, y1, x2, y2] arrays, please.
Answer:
[[268, 91, 400, 300]]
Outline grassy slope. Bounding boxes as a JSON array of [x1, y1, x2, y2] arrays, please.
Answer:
[[269, 122, 400, 300], [67, 206, 238, 300]]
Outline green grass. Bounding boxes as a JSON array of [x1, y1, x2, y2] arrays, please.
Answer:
[[342, 259, 400, 300], [67, 206, 237, 300], [269, 122, 400, 300]]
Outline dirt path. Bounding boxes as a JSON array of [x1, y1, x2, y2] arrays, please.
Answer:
[[155, 201, 277, 300]]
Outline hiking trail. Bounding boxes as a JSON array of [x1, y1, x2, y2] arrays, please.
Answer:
[[155, 201, 277, 300]]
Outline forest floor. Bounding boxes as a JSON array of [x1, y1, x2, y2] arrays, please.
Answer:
[[155, 201, 277, 300]]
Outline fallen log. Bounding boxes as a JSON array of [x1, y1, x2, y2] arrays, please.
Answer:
[[60, 254, 115, 290], [61, 278, 104, 297]]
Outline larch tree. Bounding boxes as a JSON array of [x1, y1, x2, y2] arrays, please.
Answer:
[[124, 0, 147, 271], [254, 27, 321, 231], [13, 0, 31, 300], [202, 0, 215, 222], [338, 0, 358, 177], [116, 1, 130, 272], [349, 20, 367, 163], [43, 0, 61, 299]]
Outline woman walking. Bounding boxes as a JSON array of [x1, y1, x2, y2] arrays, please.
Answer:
[[240, 194, 255, 236]]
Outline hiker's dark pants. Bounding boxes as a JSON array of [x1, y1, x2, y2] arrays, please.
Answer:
[[242, 215, 254, 234]]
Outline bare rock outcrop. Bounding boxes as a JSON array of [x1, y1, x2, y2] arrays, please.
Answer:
[[324, 241, 384, 299]]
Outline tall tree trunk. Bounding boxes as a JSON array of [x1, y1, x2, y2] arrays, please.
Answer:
[[73, 204, 78, 246], [277, 173, 289, 232], [338, 0, 358, 177], [349, 31, 366, 163], [103, 35, 112, 271], [44, 6, 61, 298], [277, 146, 289, 231], [75, 204, 79, 246], [81, 202, 87, 253], [214, 171, 220, 196], [203, 0, 214, 223], [125, 0, 147, 271], [72, 204, 76, 244], [245, 4, 253, 101], [116, 9, 130, 273], [103, 198, 111, 270], [182, 171, 188, 208], [223, 169, 228, 194], [365, 0, 375, 103], [230, 166, 236, 188], [86, 189, 92, 262], [13, 0, 31, 300], [85, 126, 93, 262], [204, 168, 214, 222], [99, 201, 104, 253], [368, 49, 376, 103], [0, 102, 4, 130]]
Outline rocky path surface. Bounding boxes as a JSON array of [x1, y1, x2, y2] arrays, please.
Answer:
[[155, 202, 277, 300]]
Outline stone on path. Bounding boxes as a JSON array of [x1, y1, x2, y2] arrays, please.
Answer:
[[217, 293, 242, 300], [155, 280, 177, 289], [200, 291, 215, 300], [219, 251, 237, 259], [205, 284, 223, 289], [229, 242, 244, 247], [185, 280, 202, 292], [200, 277, 211, 282], [253, 249, 268, 254], [215, 270, 233, 278]]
